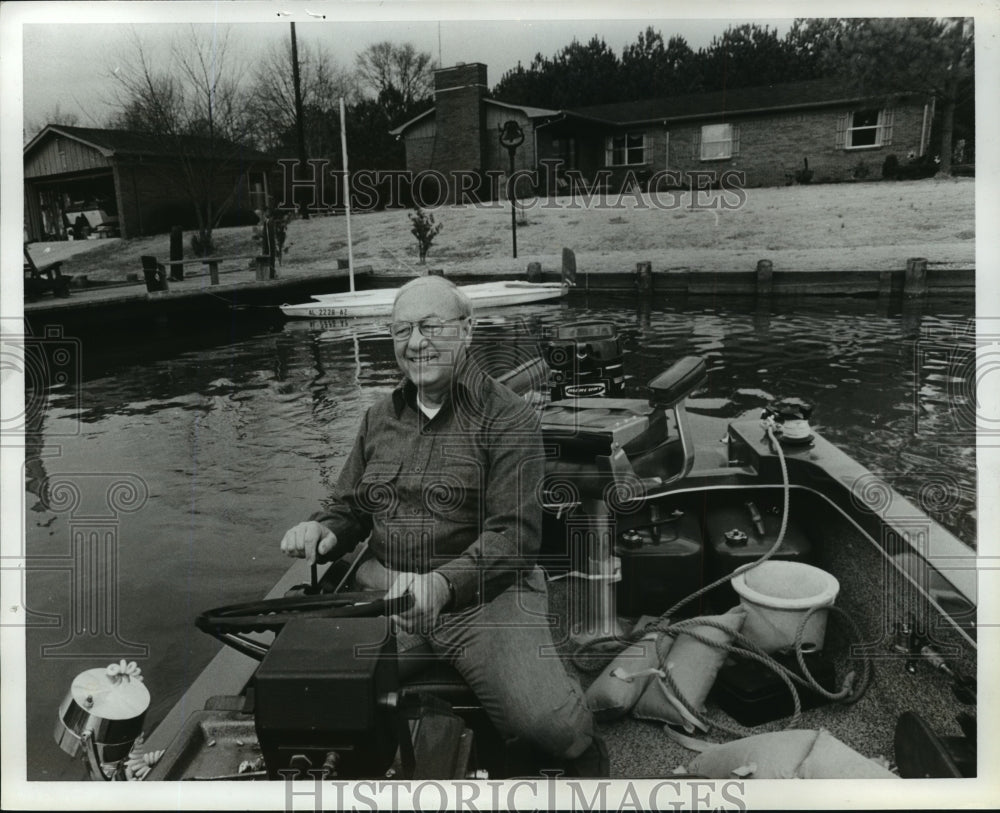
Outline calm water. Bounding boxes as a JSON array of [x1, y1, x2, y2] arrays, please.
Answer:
[[22, 292, 976, 778]]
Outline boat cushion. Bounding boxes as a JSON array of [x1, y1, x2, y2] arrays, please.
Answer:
[[685, 729, 898, 779], [632, 607, 746, 731], [797, 729, 899, 779], [686, 729, 818, 779], [583, 633, 666, 722]]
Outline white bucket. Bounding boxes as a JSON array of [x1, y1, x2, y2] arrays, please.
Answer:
[[730, 561, 840, 654]]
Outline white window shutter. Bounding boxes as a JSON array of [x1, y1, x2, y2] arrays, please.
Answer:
[[731, 124, 740, 157], [605, 136, 612, 167], [881, 109, 895, 147], [836, 113, 849, 149]]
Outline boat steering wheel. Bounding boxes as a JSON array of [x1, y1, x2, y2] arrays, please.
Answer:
[[195, 590, 414, 660]]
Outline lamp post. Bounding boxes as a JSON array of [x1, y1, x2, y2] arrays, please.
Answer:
[[499, 120, 525, 258]]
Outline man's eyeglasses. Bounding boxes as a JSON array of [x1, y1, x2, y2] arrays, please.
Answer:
[[388, 317, 468, 341]]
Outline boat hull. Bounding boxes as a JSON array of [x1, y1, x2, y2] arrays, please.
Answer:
[[280, 281, 567, 318]]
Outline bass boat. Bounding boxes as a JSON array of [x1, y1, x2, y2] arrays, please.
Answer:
[[53, 323, 978, 787]]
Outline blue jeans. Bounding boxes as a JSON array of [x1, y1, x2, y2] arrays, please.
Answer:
[[354, 558, 595, 761]]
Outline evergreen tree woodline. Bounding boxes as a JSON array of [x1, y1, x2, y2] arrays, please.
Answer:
[[492, 18, 974, 174]]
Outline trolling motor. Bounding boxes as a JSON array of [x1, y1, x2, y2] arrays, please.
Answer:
[[762, 397, 814, 445]]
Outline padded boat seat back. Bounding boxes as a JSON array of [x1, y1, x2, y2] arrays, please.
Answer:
[[541, 398, 667, 460]]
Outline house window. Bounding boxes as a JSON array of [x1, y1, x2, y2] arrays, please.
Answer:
[[700, 124, 734, 160], [606, 133, 645, 166], [846, 109, 890, 148]]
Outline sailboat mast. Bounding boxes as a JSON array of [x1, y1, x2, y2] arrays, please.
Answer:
[[340, 96, 355, 292]]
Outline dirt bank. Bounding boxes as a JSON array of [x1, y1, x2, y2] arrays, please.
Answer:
[[31, 177, 975, 284]]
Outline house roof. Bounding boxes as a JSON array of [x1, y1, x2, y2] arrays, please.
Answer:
[[391, 76, 926, 138], [24, 124, 276, 163], [485, 98, 560, 119], [565, 78, 918, 126], [390, 98, 559, 136]]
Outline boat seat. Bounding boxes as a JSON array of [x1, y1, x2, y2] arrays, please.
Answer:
[[399, 660, 481, 710]]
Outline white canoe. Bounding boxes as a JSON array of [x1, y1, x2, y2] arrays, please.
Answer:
[[280, 281, 567, 319]]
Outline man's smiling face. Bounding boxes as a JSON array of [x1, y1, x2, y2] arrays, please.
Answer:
[[391, 279, 473, 405]]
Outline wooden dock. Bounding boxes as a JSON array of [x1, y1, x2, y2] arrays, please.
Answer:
[[22, 251, 974, 339], [23, 264, 373, 334]]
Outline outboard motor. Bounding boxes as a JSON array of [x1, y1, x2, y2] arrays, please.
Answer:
[[543, 321, 624, 400], [539, 328, 708, 643]]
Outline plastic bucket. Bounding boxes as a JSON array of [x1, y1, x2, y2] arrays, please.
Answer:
[[730, 561, 840, 653]]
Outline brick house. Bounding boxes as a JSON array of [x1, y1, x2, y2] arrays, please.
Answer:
[[23, 125, 277, 242], [391, 64, 935, 199]]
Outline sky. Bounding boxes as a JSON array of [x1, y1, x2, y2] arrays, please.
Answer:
[[12, 2, 803, 136]]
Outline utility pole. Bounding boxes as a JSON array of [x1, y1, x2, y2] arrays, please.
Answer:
[[290, 22, 309, 218]]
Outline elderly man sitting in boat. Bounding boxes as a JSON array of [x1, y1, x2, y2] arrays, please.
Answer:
[[279, 275, 606, 776]]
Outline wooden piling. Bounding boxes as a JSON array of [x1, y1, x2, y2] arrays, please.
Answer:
[[635, 261, 652, 294], [428, 268, 444, 276], [904, 257, 928, 297], [169, 226, 184, 281], [561, 247, 577, 285], [254, 256, 273, 281], [526, 261, 542, 282], [756, 259, 773, 297], [877, 270, 893, 298], [208, 260, 220, 286]]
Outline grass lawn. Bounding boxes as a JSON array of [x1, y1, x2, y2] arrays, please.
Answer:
[[36, 177, 975, 284]]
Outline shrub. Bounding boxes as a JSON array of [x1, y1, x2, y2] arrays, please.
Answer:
[[852, 160, 870, 180], [190, 232, 214, 256], [794, 158, 814, 185], [408, 208, 443, 264]]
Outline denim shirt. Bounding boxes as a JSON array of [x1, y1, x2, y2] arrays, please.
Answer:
[[311, 360, 544, 610]]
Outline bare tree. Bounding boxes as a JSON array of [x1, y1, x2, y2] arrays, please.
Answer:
[[355, 41, 435, 121], [106, 26, 257, 253], [244, 36, 358, 156], [24, 103, 81, 144]]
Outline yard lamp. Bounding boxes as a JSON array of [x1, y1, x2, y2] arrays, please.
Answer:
[[499, 120, 525, 258]]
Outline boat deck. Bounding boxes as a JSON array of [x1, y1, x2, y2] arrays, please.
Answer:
[[557, 499, 976, 778], [146, 484, 975, 781]]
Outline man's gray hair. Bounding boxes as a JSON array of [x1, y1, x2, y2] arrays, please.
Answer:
[[393, 275, 474, 319]]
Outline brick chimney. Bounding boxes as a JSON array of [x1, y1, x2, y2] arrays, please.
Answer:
[[431, 63, 488, 189]]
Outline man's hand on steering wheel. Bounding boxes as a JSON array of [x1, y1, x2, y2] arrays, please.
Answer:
[[385, 570, 451, 634], [280, 521, 337, 564]]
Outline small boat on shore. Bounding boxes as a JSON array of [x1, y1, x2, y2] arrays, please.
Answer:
[[279, 279, 569, 319], [52, 324, 978, 790]]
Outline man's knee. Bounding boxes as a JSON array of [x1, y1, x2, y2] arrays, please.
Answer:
[[507, 684, 593, 760]]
